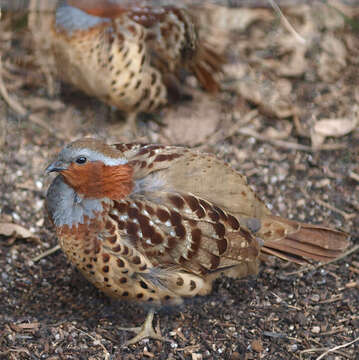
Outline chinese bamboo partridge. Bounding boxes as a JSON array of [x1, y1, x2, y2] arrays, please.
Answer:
[[50, 0, 224, 126], [45, 138, 350, 345]]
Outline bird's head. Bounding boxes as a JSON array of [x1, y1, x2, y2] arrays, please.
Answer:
[[46, 138, 133, 200]]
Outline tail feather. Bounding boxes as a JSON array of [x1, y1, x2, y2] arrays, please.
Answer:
[[191, 63, 220, 93], [260, 216, 350, 264], [190, 43, 225, 93], [200, 45, 226, 72]]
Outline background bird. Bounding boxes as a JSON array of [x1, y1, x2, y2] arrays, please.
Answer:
[[49, 0, 225, 131], [45, 138, 350, 345]]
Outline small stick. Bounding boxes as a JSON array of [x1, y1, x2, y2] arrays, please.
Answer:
[[237, 127, 346, 151], [32, 244, 61, 263], [285, 245, 359, 276], [313, 196, 356, 221], [315, 335, 359, 360], [301, 187, 356, 221], [267, 0, 306, 44], [74, 327, 110, 360], [0, 57, 65, 140]]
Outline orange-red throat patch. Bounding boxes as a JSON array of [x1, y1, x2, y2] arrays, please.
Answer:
[[62, 161, 133, 200]]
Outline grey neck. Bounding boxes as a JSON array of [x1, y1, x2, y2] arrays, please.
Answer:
[[46, 175, 107, 227]]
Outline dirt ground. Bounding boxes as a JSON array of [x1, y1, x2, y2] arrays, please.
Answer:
[[0, 1, 358, 359]]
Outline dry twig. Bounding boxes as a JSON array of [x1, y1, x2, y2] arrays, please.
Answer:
[[301, 187, 356, 221], [0, 56, 65, 140], [237, 127, 346, 151], [74, 327, 110, 360], [32, 244, 61, 263], [315, 335, 359, 360], [267, 0, 306, 44], [285, 244, 359, 276]]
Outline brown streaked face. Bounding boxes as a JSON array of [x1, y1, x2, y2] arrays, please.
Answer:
[[46, 138, 133, 200]]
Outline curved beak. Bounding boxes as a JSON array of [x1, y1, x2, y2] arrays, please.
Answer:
[[45, 160, 67, 174]]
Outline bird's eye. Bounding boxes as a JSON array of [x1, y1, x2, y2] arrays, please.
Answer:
[[76, 156, 87, 165]]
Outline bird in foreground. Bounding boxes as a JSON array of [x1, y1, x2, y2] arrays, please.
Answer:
[[45, 138, 350, 345], [49, 0, 224, 129]]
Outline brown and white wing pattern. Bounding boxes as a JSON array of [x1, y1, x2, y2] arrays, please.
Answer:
[[101, 193, 261, 305], [113, 143, 349, 264], [113, 143, 270, 219], [48, 139, 350, 310], [86, 144, 264, 303]]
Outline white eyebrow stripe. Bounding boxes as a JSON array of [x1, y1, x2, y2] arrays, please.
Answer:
[[83, 149, 128, 165], [98, 156, 128, 166], [62, 147, 128, 166]]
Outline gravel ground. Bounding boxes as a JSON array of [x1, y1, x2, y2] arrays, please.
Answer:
[[0, 2, 358, 359]]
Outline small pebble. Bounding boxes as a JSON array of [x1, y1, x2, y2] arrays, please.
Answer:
[[12, 212, 20, 221]]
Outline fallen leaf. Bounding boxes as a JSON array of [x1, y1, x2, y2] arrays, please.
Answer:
[[314, 118, 358, 137], [22, 97, 65, 111], [205, 7, 273, 32], [160, 91, 223, 146], [191, 354, 203, 360], [234, 67, 295, 119], [318, 35, 347, 82], [0, 222, 39, 241]]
